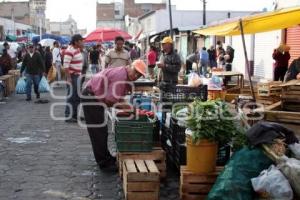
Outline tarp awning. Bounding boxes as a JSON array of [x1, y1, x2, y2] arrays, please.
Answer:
[[194, 6, 300, 36]]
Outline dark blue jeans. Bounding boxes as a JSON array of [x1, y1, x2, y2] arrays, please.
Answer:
[[25, 74, 41, 99], [65, 74, 80, 119]]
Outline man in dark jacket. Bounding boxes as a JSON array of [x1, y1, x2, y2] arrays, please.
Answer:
[[21, 45, 45, 101], [285, 57, 300, 82], [157, 36, 181, 88]]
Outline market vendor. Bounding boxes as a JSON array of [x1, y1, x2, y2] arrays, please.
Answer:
[[82, 60, 147, 170], [284, 57, 300, 82], [157, 36, 181, 90]]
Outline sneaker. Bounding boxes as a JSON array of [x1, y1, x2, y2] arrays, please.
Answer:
[[36, 94, 40, 99], [26, 98, 31, 101]]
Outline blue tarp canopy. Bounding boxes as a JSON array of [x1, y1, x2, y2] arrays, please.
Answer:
[[32, 34, 70, 45]]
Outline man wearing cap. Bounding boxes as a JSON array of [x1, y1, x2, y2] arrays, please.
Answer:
[[20, 45, 45, 101], [81, 59, 147, 170], [157, 36, 181, 88], [104, 36, 131, 68], [63, 34, 84, 122]]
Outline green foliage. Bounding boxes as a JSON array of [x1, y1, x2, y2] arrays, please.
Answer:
[[186, 99, 246, 147]]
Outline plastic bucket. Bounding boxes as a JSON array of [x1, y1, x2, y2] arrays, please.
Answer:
[[186, 137, 218, 173]]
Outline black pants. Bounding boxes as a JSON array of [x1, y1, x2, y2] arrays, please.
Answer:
[[81, 90, 111, 164], [186, 60, 193, 74], [274, 66, 287, 81]]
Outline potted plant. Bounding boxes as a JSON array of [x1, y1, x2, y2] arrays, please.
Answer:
[[186, 99, 243, 173]]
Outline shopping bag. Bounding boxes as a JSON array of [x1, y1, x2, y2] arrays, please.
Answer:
[[16, 77, 27, 94], [251, 165, 293, 200], [47, 65, 56, 83], [188, 72, 202, 87], [38, 76, 50, 93]]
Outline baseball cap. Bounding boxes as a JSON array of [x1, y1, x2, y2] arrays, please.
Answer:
[[71, 34, 84, 44], [161, 36, 173, 44], [132, 59, 147, 77]]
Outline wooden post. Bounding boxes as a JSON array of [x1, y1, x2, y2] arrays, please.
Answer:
[[239, 19, 256, 101]]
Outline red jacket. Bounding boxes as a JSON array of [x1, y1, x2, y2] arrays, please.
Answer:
[[147, 50, 157, 66]]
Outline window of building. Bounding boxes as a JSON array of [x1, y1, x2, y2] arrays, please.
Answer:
[[141, 4, 152, 13], [115, 10, 120, 15]]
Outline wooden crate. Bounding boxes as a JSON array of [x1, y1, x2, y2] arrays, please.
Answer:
[[118, 147, 166, 179], [257, 81, 282, 97], [0, 75, 14, 96], [180, 166, 223, 200], [263, 101, 300, 124], [123, 159, 160, 200], [281, 81, 300, 111]]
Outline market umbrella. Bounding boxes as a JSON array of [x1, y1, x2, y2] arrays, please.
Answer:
[[84, 27, 132, 42], [39, 38, 56, 47]]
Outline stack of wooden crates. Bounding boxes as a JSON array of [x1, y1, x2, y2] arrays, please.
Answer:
[[281, 80, 300, 112], [256, 81, 282, 105], [180, 167, 223, 200]]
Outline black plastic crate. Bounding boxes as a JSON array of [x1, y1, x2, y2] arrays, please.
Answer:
[[161, 125, 173, 151], [170, 117, 186, 145], [161, 85, 208, 103], [217, 144, 231, 166], [173, 143, 187, 169]]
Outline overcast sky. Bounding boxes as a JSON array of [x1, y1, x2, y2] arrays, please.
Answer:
[[5, 0, 273, 33]]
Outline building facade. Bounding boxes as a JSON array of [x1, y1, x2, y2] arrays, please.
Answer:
[[96, 0, 166, 30], [48, 15, 78, 36], [0, 0, 47, 34]]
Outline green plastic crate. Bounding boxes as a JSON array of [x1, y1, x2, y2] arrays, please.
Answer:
[[115, 119, 154, 152], [116, 141, 153, 152]]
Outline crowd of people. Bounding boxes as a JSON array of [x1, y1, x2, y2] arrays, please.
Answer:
[[185, 40, 235, 76]]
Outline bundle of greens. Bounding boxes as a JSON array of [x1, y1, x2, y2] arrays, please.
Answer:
[[186, 99, 247, 149]]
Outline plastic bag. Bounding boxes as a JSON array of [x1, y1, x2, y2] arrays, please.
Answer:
[[288, 143, 300, 159], [38, 76, 50, 93], [278, 157, 300, 198], [188, 72, 202, 87], [251, 165, 293, 200], [16, 77, 26, 94], [207, 147, 273, 200], [47, 65, 56, 83]]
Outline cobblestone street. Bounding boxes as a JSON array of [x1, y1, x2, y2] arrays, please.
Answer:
[[0, 87, 179, 200]]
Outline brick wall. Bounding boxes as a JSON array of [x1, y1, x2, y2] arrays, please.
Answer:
[[124, 0, 166, 17], [97, 3, 115, 21]]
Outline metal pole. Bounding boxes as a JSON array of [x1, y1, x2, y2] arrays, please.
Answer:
[[39, 18, 42, 41], [203, 0, 206, 25], [239, 19, 256, 101], [168, 0, 173, 38]]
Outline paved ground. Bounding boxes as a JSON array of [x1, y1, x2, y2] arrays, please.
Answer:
[[0, 87, 179, 200]]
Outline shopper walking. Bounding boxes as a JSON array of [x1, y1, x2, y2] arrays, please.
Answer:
[[44, 46, 52, 75], [89, 45, 100, 74], [63, 34, 84, 122], [82, 60, 147, 170], [104, 36, 131, 68], [20, 45, 45, 101], [52, 41, 62, 82]]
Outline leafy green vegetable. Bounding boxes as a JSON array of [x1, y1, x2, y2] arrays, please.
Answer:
[[186, 99, 247, 149]]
